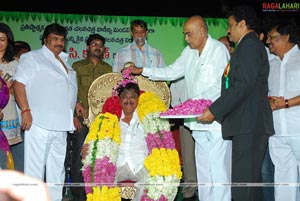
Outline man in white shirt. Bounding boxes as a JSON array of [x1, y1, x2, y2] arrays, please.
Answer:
[[115, 83, 148, 201], [267, 18, 300, 201], [82, 82, 148, 201], [129, 15, 232, 201], [13, 23, 77, 201]]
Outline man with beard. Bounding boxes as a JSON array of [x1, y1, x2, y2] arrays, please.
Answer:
[[112, 19, 165, 72], [65, 34, 112, 200]]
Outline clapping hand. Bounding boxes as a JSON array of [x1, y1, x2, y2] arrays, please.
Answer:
[[269, 96, 284, 111]]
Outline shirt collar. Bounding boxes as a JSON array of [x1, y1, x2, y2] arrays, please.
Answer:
[[42, 45, 69, 61], [120, 109, 140, 125], [271, 45, 299, 61]]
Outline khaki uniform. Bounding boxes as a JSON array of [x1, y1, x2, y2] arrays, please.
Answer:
[[73, 58, 112, 111]]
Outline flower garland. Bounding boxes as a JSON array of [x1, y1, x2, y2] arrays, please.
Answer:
[[82, 71, 182, 200], [137, 92, 182, 200], [82, 112, 121, 201]]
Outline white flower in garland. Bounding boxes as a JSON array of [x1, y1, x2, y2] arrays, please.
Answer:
[[95, 138, 119, 163], [145, 175, 180, 200], [141, 112, 170, 135]]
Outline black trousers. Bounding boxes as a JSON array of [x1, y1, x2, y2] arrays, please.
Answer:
[[231, 133, 269, 201], [64, 116, 88, 201]]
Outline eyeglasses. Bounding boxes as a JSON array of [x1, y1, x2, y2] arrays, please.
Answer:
[[90, 42, 104, 47]]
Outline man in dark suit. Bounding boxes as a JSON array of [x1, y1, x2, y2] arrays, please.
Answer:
[[197, 5, 275, 201]]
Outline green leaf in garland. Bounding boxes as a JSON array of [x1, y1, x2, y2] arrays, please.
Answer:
[[98, 115, 105, 132], [90, 138, 99, 183]]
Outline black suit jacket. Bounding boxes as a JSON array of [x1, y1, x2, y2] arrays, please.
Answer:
[[210, 31, 275, 139]]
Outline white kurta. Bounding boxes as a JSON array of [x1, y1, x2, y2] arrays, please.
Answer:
[[143, 35, 232, 201], [142, 35, 229, 131], [268, 45, 300, 201]]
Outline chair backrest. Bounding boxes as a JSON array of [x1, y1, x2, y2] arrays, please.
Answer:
[[85, 72, 170, 126]]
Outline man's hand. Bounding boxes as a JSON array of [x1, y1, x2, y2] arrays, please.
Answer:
[[75, 102, 86, 118], [21, 111, 33, 131], [127, 66, 143, 75], [81, 144, 89, 160], [73, 116, 82, 132], [196, 108, 215, 124], [269, 96, 284, 111]]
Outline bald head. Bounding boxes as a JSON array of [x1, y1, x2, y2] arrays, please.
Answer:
[[184, 15, 208, 53], [185, 15, 208, 33]]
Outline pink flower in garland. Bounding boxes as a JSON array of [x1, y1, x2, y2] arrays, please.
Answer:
[[145, 135, 157, 153], [160, 98, 213, 116], [160, 131, 176, 149], [112, 68, 138, 96], [145, 131, 176, 152], [82, 165, 92, 194], [93, 157, 116, 187], [141, 193, 167, 201]]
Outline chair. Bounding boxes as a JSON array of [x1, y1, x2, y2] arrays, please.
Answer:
[[85, 73, 170, 126]]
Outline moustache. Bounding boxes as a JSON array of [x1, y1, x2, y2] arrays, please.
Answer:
[[94, 49, 102, 53], [124, 101, 134, 105], [54, 45, 64, 49]]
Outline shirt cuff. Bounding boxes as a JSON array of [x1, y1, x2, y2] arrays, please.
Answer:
[[142, 67, 151, 77]]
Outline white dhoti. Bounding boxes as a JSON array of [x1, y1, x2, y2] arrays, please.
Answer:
[[116, 163, 148, 201], [192, 130, 232, 201]]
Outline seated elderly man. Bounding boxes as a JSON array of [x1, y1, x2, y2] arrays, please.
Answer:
[[82, 81, 148, 201], [81, 67, 181, 201]]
